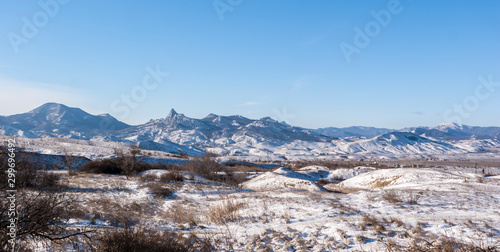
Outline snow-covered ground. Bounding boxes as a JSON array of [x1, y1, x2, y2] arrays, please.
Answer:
[[0, 134, 187, 162], [3, 133, 500, 251], [3, 132, 500, 162], [49, 164, 500, 251]]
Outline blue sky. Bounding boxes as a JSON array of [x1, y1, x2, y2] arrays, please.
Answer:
[[1, 0, 499, 129]]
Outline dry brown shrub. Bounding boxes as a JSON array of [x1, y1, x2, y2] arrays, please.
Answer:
[[147, 182, 175, 198], [159, 171, 185, 183], [206, 196, 246, 224], [96, 227, 214, 252]]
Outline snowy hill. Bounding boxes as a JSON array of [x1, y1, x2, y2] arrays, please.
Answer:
[[406, 122, 500, 141], [0, 103, 130, 139], [135, 140, 203, 156], [337, 168, 485, 191], [315, 126, 394, 138], [241, 169, 328, 192], [335, 132, 466, 155]]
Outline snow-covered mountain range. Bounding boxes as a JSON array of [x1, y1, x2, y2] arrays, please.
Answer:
[[0, 103, 129, 139], [1, 103, 499, 157], [314, 126, 394, 138], [403, 122, 500, 141]]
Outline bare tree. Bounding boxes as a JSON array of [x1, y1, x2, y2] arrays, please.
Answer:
[[63, 148, 78, 176], [121, 147, 141, 179], [0, 191, 95, 251], [183, 152, 224, 181]]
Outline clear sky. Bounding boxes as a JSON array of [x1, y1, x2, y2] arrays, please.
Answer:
[[1, 0, 499, 129]]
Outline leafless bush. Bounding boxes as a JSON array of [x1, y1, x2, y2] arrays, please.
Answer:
[[381, 190, 400, 204], [183, 153, 224, 181], [389, 217, 405, 227], [147, 182, 175, 198], [381, 190, 419, 205], [0, 152, 62, 191], [361, 215, 386, 233], [63, 149, 79, 175], [206, 196, 246, 224], [180, 153, 247, 186], [219, 170, 247, 187], [78, 157, 168, 178], [317, 178, 329, 185], [96, 227, 194, 252], [78, 159, 123, 175], [138, 173, 158, 182], [0, 191, 94, 251], [159, 171, 185, 183]]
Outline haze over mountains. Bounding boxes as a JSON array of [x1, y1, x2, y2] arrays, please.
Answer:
[[1, 103, 499, 156]]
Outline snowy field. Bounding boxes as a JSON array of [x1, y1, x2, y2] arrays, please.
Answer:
[[50, 164, 500, 251], [2, 134, 500, 251]]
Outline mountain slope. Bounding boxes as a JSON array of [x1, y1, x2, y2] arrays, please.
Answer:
[[407, 123, 500, 141], [1, 104, 499, 157], [112, 111, 335, 149], [0, 103, 130, 139], [315, 126, 394, 138], [336, 132, 465, 155]]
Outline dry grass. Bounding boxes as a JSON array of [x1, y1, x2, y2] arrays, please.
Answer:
[[382, 236, 500, 252], [139, 173, 158, 182], [164, 202, 200, 225], [159, 171, 185, 183], [85, 197, 157, 227], [96, 227, 215, 252], [147, 182, 176, 198], [365, 192, 378, 202], [206, 196, 246, 224], [330, 199, 360, 215], [370, 175, 402, 188], [381, 190, 420, 205], [360, 215, 386, 234], [389, 217, 405, 227], [410, 225, 426, 238]]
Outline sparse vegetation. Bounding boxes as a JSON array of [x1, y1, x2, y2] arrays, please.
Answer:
[[2, 146, 500, 251], [78, 158, 124, 175], [159, 170, 185, 183], [0, 152, 62, 191], [147, 182, 176, 198], [361, 215, 386, 234], [206, 196, 246, 224], [95, 227, 214, 252], [138, 173, 158, 182], [77, 156, 170, 177], [381, 190, 420, 205], [0, 191, 94, 251], [183, 153, 224, 181], [317, 178, 329, 185]]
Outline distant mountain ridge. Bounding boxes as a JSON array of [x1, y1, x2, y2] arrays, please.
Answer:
[[111, 108, 334, 148], [1, 103, 499, 156], [336, 132, 463, 155], [404, 122, 500, 141], [315, 126, 394, 138], [0, 103, 130, 139]]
